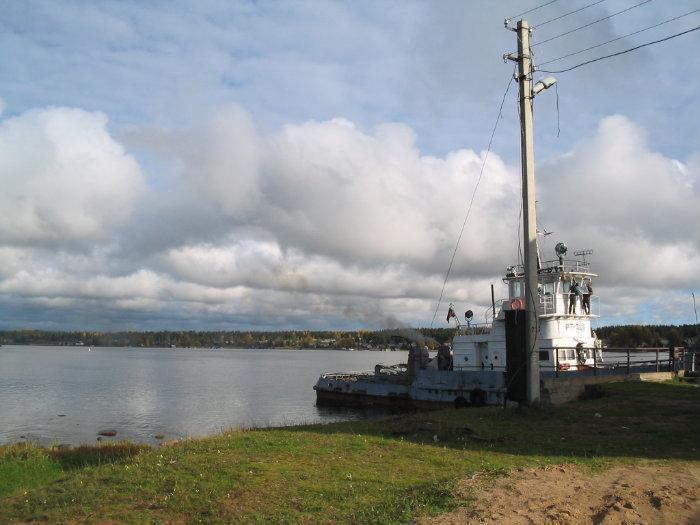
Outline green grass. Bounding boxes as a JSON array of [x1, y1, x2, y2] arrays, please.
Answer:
[[0, 447, 61, 499], [1, 381, 698, 524]]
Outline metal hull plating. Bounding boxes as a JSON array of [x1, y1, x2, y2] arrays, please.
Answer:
[[314, 368, 506, 408]]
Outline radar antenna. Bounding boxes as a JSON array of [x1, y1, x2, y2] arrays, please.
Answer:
[[573, 249, 594, 263]]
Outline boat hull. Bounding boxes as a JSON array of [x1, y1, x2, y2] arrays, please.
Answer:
[[314, 368, 507, 408], [315, 388, 423, 408]]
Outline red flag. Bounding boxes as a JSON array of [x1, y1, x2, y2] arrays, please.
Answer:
[[446, 306, 456, 322]]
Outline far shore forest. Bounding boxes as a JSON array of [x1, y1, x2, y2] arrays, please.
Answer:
[[0, 324, 698, 350]]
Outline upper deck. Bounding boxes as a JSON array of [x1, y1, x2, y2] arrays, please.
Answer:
[[505, 257, 597, 279], [503, 256, 599, 318]]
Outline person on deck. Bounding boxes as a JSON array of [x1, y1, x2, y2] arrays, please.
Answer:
[[582, 279, 593, 315], [568, 280, 580, 314], [437, 344, 452, 371]]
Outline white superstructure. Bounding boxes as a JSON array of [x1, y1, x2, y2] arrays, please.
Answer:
[[453, 245, 602, 373]]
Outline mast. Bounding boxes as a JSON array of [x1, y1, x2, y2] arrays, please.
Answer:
[[516, 20, 540, 405]]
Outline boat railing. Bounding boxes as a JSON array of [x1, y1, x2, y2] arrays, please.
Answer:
[[320, 363, 410, 381], [374, 363, 408, 376], [540, 258, 592, 273], [456, 323, 492, 336], [319, 371, 374, 381], [483, 299, 508, 323], [538, 293, 599, 317], [508, 259, 593, 277], [539, 346, 686, 377], [483, 306, 495, 324], [539, 293, 555, 314]]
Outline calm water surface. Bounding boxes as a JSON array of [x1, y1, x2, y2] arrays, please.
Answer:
[[0, 345, 407, 446]]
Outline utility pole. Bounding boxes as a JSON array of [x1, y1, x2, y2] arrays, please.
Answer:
[[506, 17, 556, 405], [515, 20, 540, 405]]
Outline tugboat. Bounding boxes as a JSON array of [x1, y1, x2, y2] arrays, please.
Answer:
[[313, 242, 602, 408]]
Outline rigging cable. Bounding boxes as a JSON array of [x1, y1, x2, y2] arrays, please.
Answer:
[[555, 82, 560, 137], [534, 0, 608, 28], [430, 67, 516, 328], [507, 0, 560, 22], [532, 0, 653, 47], [537, 25, 700, 73], [537, 6, 700, 66]]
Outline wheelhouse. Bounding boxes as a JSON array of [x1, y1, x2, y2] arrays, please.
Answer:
[[504, 256, 599, 318], [452, 245, 602, 373]]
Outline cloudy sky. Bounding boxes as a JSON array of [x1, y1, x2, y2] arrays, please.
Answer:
[[0, 0, 698, 331]]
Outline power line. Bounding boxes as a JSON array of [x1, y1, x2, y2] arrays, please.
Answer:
[[537, 24, 700, 73], [430, 68, 516, 328], [532, 0, 653, 47], [538, 7, 700, 66], [507, 0, 560, 22], [534, 0, 608, 28]]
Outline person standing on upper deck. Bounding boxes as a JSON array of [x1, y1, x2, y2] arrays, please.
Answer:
[[569, 280, 581, 314], [582, 279, 593, 315]]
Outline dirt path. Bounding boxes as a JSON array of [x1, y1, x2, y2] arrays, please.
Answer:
[[420, 463, 700, 525]]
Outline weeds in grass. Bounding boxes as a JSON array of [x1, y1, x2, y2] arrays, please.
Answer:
[[50, 442, 148, 469]]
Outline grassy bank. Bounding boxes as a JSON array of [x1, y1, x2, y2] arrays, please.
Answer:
[[1, 381, 698, 523]]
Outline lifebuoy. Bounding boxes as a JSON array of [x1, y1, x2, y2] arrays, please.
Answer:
[[510, 298, 524, 310]]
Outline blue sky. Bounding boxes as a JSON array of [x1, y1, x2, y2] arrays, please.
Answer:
[[0, 0, 698, 330]]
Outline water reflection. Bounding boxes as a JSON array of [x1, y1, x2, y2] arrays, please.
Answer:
[[0, 345, 407, 445]]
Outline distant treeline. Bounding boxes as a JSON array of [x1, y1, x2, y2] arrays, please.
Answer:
[[0, 325, 697, 349], [595, 324, 699, 348], [0, 328, 455, 350]]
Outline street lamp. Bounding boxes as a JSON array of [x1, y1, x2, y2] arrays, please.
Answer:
[[532, 76, 557, 96]]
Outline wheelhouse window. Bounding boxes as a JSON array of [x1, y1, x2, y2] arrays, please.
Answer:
[[510, 280, 524, 298], [539, 350, 549, 361]]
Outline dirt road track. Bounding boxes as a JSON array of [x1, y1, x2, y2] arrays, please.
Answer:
[[419, 463, 700, 525]]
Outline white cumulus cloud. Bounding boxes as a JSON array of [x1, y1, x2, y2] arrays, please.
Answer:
[[0, 107, 142, 247], [0, 105, 698, 329]]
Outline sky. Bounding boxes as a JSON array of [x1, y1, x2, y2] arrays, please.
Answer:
[[0, 0, 698, 331]]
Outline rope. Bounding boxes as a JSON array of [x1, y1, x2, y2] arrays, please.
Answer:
[[430, 67, 516, 327]]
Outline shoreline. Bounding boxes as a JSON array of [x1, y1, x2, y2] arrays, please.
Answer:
[[1, 343, 410, 351], [1, 380, 698, 523]]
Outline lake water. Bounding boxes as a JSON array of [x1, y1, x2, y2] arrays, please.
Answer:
[[0, 345, 407, 446]]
